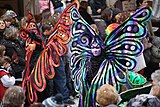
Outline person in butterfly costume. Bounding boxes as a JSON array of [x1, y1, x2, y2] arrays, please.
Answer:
[[70, 6, 152, 107], [19, 0, 79, 104]]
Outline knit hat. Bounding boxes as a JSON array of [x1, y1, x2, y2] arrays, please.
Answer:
[[42, 93, 64, 107]]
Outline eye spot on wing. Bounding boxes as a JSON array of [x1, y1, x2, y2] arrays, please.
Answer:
[[142, 11, 147, 16], [126, 62, 130, 66], [77, 23, 81, 29], [125, 45, 136, 51], [127, 26, 132, 32], [81, 25, 86, 30], [125, 45, 129, 49], [125, 25, 139, 33], [73, 12, 78, 18], [133, 26, 138, 32], [130, 46, 136, 51], [72, 41, 77, 47]]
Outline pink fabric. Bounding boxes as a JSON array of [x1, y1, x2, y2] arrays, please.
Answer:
[[39, 0, 54, 15]]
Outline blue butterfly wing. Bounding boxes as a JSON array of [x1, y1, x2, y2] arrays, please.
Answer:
[[70, 8, 103, 93], [70, 6, 152, 107], [89, 6, 152, 106]]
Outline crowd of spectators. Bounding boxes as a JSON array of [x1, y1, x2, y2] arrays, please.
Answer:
[[0, 0, 160, 107]]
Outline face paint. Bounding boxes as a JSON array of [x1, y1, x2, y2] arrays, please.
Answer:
[[91, 39, 101, 56]]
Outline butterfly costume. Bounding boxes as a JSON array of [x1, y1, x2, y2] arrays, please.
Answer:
[[70, 6, 152, 107], [20, 0, 79, 103]]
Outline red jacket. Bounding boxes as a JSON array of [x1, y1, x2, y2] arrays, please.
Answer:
[[0, 69, 10, 101]]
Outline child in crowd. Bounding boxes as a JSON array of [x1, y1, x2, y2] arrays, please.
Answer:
[[0, 56, 15, 102]]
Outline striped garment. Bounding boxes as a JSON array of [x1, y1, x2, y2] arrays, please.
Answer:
[[152, 0, 160, 18]]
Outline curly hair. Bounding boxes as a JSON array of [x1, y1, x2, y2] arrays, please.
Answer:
[[96, 84, 119, 107]]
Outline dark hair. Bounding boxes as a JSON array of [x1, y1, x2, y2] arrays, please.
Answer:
[[136, 0, 144, 8], [101, 8, 112, 22], [3, 4, 13, 10], [42, 22, 52, 32], [80, 1, 88, 10]]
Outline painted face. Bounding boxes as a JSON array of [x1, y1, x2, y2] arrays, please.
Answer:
[[91, 40, 101, 56], [0, 20, 6, 30], [27, 22, 39, 34]]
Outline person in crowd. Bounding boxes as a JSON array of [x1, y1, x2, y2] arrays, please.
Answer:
[[96, 84, 119, 107], [42, 93, 64, 107], [52, 0, 67, 13], [126, 94, 160, 107], [0, 45, 6, 58], [41, 22, 53, 42], [151, 0, 160, 36], [152, 0, 160, 19], [115, 11, 130, 24], [0, 56, 15, 102], [142, 35, 160, 80], [3, 26, 25, 79], [150, 69, 160, 97], [0, 18, 6, 37], [126, 63, 160, 107], [78, 1, 95, 25], [114, 0, 123, 10], [101, 7, 121, 27], [136, 0, 148, 9], [134, 0, 158, 78], [41, 22, 75, 105], [2, 10, 19, 28], [89, 0, 107, 15], [2, 86, 25, 107]]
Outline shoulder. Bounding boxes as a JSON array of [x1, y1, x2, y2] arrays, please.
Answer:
[[0, 69, 8, 77]]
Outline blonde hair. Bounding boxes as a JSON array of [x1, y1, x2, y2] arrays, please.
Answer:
[[2, 86, 25, 107], [96, 84, 119, 107], [0, 56, 11, 65]]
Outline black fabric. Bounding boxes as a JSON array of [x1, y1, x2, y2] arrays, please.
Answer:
[[120, 84, 152, 103], [89, 0, 107, 15], [79, 7, 95, 25], [0, 38, 25, 79], [51, 0, 63, 9], [126, 94, 160, 107]]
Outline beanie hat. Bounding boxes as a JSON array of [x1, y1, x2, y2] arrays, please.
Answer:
[[42, 93, 64, 107]]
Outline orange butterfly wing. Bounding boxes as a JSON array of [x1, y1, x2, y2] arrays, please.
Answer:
[[25, 0, 79, 103]]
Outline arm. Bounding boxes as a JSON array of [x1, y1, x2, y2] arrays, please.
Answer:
[[1, 75, 15, 87]]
